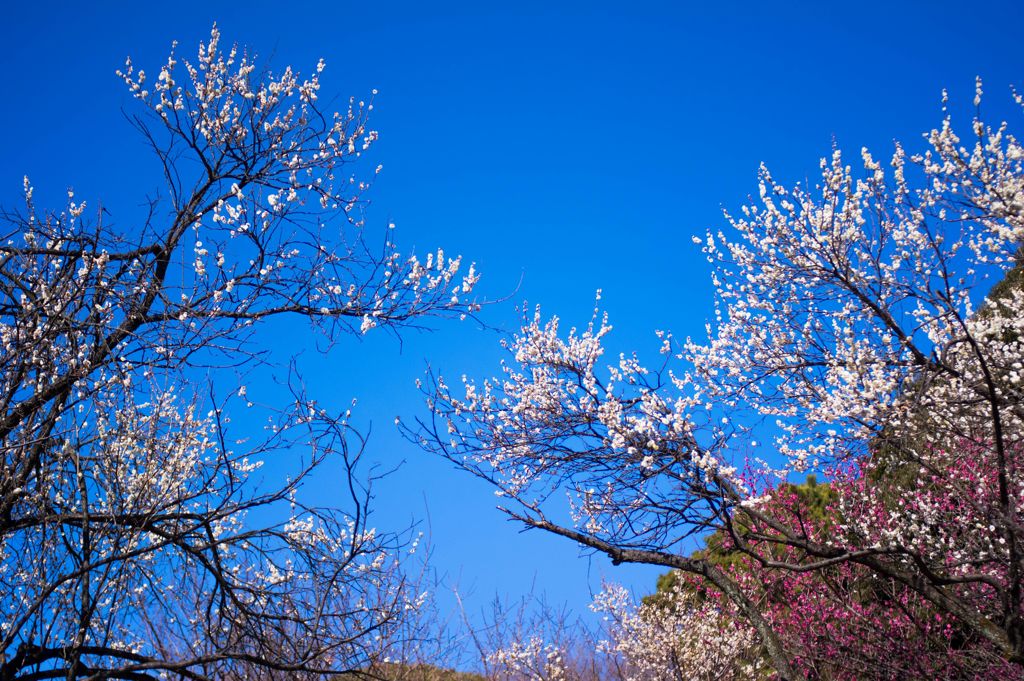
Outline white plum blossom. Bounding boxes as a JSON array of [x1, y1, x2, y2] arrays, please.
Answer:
[[416, 80, 1024, 676], [592, 581, 760, 681], [0, 26, 480, 679]]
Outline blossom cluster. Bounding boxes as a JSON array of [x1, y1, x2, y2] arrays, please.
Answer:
[[416, 80, 1024, 676], [0, 26, 473, 679], [591, 582, 759, 681]]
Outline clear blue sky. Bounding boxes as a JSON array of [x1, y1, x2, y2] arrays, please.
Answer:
[[4, 0, 1024, 630]]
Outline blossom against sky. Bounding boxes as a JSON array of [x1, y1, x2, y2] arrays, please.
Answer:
[[3, 0, 1023, 621]]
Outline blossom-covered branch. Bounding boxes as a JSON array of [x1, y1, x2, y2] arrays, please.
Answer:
[[415, 80, 1024, 677], [0, 26, 479, 679]]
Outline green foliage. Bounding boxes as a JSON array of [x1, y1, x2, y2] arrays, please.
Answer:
[[645, 476, 838, 611]]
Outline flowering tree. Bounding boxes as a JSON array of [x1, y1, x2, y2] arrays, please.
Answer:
[[671, 472, 1022, 679], [414, 80, 1024, 678], [466, 579, 756, 681], [590, 581, 759, 681], [465, 593, 606, 681], [0, 27, 480, 679]]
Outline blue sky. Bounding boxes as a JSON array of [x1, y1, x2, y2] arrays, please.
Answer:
[[4, 0, 1024, 631]]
